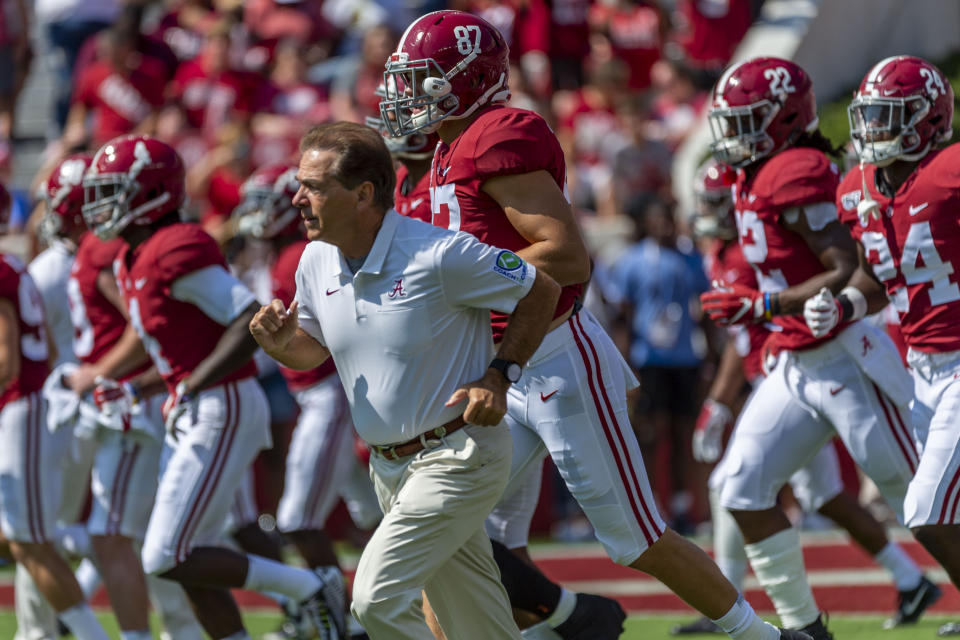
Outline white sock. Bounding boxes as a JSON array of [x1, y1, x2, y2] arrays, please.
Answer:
[[875, 542, 923, 591], [59, 603, 109, 640], [711, 490, 748, 591], [744, 527, 820, 629], [120, 631, 152, 640], [243, 555, 321, 602], [545, 588, 577, 627], [75, 557, 102, 601], [712, 595, 780, 640]]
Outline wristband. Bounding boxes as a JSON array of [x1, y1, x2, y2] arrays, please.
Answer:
[[763, 293, 773, 320], [838, 286, 868, 322], [123, 381, 141, 405]]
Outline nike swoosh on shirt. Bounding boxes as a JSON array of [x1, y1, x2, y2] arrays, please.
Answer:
[[909, 202, 929, 215], [134, 277, 147, 289], [410, 197, 425, 209], [829, 385, 845, 395], [540, 390, 559, 402], [326, 288, 340, 296]]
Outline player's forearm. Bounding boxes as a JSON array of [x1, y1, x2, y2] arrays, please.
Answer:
[[515, 240, 591, 287], [773, 262, 856, 316], [91, 325, 149, 382], [263, 329, 331, 371], [127, 366, 166, 399], [494, 270, 561, 367], [182, 304, 260, 394], [708, 340, 746, 407], [0, 301, 20, 390]]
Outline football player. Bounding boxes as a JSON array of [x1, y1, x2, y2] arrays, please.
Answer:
[[41, 152, 206, 640], [675, 159, 936, 634], [804, 55, 959, 634], [0, 183, 110, 640], [382, 11, 810, 640], [702, 57, 922, 639], [81, 134, 344, 640]]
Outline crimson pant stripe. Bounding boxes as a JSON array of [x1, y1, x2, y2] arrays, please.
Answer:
[[568, 316, 657, 546], [938, 446, 960, 525], [302, 390, 350, 530], [174, 383, 235, 561], [575, 314, 664, 538], [179, 382, 241, 561], [107, 445, 141, 536], [871, 383, 916, 475], [24, 394, 41, 542], [106, 447, 131, 536], [889, 402, 919, 471]]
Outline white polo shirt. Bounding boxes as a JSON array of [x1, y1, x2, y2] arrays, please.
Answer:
[[295, 209, 536, 445]]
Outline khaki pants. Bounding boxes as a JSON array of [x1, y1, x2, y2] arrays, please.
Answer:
[[351, 424, 521, 640]]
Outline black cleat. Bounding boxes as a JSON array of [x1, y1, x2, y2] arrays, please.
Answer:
[[778, 629, 814, 640], [884, 575, 942, 628], [554, 593, 626, 640], [799, 615, 833, 640], [670, 616, 723, 635]]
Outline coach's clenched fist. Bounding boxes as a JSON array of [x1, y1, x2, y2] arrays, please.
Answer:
[[250, 299, 330, 371], [250, 299, 299, 350]]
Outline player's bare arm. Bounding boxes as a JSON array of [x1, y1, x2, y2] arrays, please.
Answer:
[[482, 170, 591, 286], [775, 210, 859, 314], [709, 340, 747, 408], [68, 268, 150, 394], [250, 299, 331, 371], [851, 243, 894, 315], [0, 299, 20, 390], [180, 301, 262, 395], [445, 269, 560, 426]]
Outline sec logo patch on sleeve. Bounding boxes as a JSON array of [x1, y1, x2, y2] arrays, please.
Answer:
[[493, 250, 527, 283]]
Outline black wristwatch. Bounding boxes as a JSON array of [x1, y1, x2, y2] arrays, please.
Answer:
[[489, 358, 522, 383]]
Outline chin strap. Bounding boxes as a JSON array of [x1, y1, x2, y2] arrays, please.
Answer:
[[856, 162, 882, 226]]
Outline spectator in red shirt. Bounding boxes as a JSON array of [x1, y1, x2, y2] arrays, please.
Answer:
[[168, 21, 264, 139], [152, 0, 223, 62], [589, 0, 665, 90], [0, 0, 32, 141], [548, 0, 592, 90], [556, 59, 630, 210], [677, 0, 754, 76], [184, 123, 253, 245], [329, 24, 395, 123], [63, 25, 167, 148], [251, 38, 332, 167]]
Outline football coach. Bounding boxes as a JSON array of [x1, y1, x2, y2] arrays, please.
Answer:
[[250, 121, 560, 640]]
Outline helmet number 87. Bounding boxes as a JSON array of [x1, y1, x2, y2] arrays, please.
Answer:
[[454, 25, 482, 55]]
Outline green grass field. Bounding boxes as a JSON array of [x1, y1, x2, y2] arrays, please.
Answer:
[[0, 612, 951, 639]]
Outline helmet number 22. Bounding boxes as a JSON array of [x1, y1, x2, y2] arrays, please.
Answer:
[[763, 67, 795, 96], [454, 25, 482, 55]]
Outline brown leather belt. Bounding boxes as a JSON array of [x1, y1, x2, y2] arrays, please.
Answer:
[[370, 416, 467, 461]]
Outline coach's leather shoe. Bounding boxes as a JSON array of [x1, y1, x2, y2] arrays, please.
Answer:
[[553, 593, 626, 639], [798, 614, 833, 640], [670, 616, 723, 634], [778, 630, 814, 639], [884, 575, 942, 628]]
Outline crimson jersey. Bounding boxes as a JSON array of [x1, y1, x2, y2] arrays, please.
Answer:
[[734, 147, 841, 353], [394, 164, 431, 223], [115, 223, 256, 393], [0, 255, 50, 408], [271, 240, 335, 390], [69, 234, 152, 381], [708, 239, 768, 382], [837, 144, 960, 353], [430, 106, 582, 340]]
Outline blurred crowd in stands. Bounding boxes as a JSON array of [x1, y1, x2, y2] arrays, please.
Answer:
[[2, 0, 764, 538]]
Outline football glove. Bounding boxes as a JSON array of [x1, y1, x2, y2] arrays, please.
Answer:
[[92, 376, 135, 433], [803, 287, 841, 338], [701, 282, 764, 326], [692, 399, 733, 463]]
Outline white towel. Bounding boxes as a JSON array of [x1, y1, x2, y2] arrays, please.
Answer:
[[42, 363, 80, 433]]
